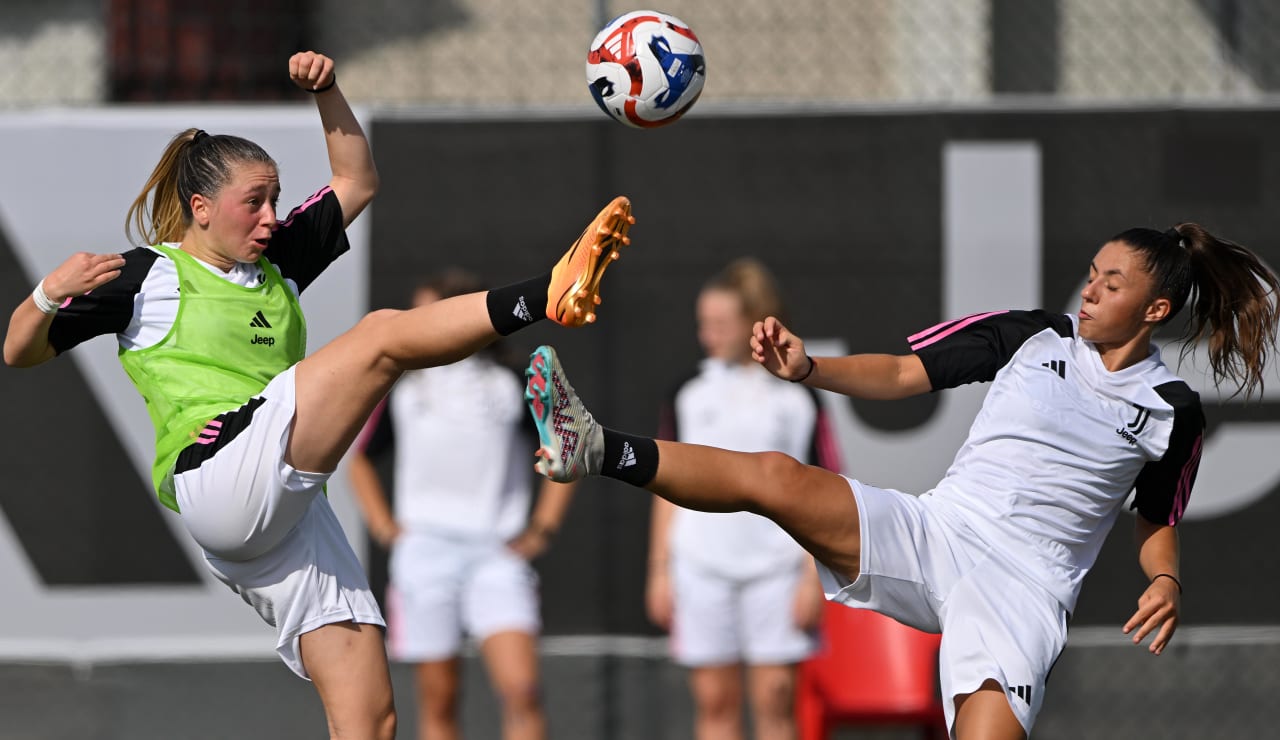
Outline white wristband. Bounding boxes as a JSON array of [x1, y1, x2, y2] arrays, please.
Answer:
[[32, 280, 62, 314]]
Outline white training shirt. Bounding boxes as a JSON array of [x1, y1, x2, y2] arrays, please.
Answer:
[[660, 358, 842, 579], [909, 310, 1204, 612], [359, 356, 533, 540]]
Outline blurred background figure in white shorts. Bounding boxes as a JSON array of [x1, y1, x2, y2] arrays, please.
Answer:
[[349, 269, 577, 740], [646, 258, 843, 740]]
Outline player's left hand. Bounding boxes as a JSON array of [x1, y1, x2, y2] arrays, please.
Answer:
[[289, 51, 336, 92], [507, 523, 554, 560], [792, 567, 826, 630], [1122, 577, 1180, 655]]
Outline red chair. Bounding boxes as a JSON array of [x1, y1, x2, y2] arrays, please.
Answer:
[[797, 602, 948, 740]]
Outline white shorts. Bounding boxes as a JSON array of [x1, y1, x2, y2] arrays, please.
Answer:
[[669, 556, 817, 667], [174, 366, 385, 679], [387, 530, 540, 663], [815, 478, 1068, 736]]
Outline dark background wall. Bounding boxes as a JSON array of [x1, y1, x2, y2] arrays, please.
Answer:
[[4, 107, 1280, 740], [367, 109, 1280, 634]]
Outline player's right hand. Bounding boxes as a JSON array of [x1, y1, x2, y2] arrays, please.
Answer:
[[289, 51, 335, 92], [43, 252, 125, 303], [751, 316, 810, 381], [645, 566, 674, 630]]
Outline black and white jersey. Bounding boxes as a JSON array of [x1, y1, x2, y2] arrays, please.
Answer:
[[909, 310, 1204, 612], [47, 187, 348, 354]]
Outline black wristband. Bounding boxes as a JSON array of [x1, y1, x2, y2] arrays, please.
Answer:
[[1152, 573, 1182, 594], [307, 77, 336, 94], [791, 355, 816, 383]]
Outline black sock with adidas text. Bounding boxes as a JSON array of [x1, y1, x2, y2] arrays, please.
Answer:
[[486, 274, 551, 336], [600, 428, 659, 487]]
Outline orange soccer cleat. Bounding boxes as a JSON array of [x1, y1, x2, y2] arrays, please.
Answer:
[[547, 196, 635, 327]]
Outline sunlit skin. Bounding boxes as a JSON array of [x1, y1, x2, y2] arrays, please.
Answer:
[[1077, 241, 1172, 372], [181, 162, 282, 271], [696, 288, 753, 364]]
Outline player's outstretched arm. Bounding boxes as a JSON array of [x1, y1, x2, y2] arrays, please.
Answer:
[[644, 495, 678, 630], [347, 447, 401, 548], [288, 51, 378, 228], [750, 316, 932, 400], [3, 252, 125, 368], [507, 479, 577, 560], [1123, 516, 1181, 655]]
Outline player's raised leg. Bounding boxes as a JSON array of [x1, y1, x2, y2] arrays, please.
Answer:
[[523, 344, 861, 580], [287, 199, 634, 475]]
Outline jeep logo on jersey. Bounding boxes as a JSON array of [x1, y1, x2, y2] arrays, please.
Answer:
[[250, 334, 276, 346]]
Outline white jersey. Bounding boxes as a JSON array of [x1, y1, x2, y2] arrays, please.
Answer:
[[359, 356, 532, 540], [661, 359, 841, 578], [909, 310, 1204, 612]]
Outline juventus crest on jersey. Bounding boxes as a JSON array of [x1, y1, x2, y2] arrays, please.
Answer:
[[907, 310, 1204, 611]]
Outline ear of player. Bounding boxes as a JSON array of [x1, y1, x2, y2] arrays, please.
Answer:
[[548, 195, 635, 327]]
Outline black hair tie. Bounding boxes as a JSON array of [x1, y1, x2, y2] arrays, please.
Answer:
[[1163, 227, 1186, 249], [193, 129, 210, 143]]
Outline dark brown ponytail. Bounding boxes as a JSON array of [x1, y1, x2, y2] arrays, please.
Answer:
[[1115, 224, 1279, 398]]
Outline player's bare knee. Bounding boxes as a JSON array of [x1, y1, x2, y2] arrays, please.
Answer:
[[496, 680, 543, 716], [691, 678, 741, 719], [748, 451, 811, 512], [421, 691, 456, 722], [351, 309, 406, 370], [373, 705, 397, 740], [750, 672, 796, 716]]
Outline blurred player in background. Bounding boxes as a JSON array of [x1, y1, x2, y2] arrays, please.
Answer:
[[3, 48, 634, 739], [524, 224, 1280, 740], [646, 258, 838, 740], [349, 269, 576, 740]]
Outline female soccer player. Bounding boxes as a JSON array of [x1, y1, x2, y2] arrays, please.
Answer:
[[524, 225, 1278, 740], [349, 270, 577, 740], [647, 258, 836, 740], [2, 52, 633, 740]]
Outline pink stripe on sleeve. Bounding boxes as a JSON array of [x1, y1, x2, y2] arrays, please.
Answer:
[[814, 410, 843, 473], [278, 186, 333, 228], [355, 398, 388, 453], [909, 310, 1008, 351], [1170, 433, 1203, 525]]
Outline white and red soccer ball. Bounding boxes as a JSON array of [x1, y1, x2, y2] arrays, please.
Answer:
[[586, 10, 706, 129]]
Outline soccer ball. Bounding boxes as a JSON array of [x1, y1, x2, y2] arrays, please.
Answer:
[[586, 10, 706, 129]]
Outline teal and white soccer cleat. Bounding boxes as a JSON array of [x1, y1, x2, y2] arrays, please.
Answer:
[[524, 345, 605, 482]]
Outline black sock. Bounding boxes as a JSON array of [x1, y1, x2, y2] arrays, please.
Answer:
[[600, 428, 659, 487], [486, 273, 550, 336]]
